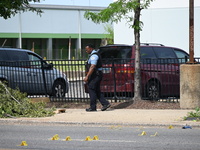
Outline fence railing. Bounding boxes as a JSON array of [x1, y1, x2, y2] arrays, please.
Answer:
[[1, 58, 199, 103]]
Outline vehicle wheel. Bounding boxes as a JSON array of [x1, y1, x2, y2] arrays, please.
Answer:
[[51, 80, 66, 98], [146, 81, 160, 100]]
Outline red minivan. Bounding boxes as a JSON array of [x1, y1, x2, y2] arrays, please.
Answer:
[[98, 44, 189, 100]]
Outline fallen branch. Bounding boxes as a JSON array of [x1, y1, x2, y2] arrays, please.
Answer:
[[0, 81, 21, 104]]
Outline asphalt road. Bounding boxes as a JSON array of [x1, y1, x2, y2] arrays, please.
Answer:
[[0, 124, 200, 150]]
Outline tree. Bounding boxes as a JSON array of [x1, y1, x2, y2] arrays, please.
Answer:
[[84, 0, 153, 101], [0, 0, 42, 19], [104, 24, 114, 45]]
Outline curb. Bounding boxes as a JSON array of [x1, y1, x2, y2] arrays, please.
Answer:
[[1, 119, 200, 128]]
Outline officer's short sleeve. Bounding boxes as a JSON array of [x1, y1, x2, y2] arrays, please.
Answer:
[[90, 54, 98, 65]]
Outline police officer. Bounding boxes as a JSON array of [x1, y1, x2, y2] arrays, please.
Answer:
[[84, 44, 111, 112]]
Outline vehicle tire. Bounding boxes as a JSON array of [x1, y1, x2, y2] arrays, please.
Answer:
[[146, 81, 160, 100], [51, 80, 66, 98]]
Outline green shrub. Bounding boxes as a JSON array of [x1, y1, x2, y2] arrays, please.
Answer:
[[0, 81, 55, 118], [184, 107, 200, 120]]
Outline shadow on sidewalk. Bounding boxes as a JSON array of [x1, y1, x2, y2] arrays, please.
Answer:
[[112, 100, 134, 109]]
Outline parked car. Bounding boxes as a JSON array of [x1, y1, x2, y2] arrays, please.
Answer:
[[0, 48, 69, 97], [97, 43, 189, 99]]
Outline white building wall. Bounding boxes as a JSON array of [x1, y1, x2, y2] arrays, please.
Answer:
[[114, 0, 200, 56], [80, 11, 106, 34], [0, 5, 106, 34]]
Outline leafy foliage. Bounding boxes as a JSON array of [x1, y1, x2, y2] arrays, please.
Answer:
[[0, 82, 55, 118], [0, 0, 42, 19], [184, 107, 200, 120], [84, 0, 153, 31], [104, 24, 114, 44]]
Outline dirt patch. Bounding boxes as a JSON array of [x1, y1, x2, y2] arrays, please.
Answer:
[[119, 100, 180, 109], [46, 100, 180, 109]]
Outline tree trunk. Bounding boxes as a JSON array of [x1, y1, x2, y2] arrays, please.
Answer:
[[133, 0, 142, 101]]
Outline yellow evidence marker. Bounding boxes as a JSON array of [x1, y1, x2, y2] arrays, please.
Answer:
[[84, 136, 93, 141], [168, 125, 174, 129], [65, 136, 72, 141], [93, 135, 99, 140], [51, 134, 60, 140], [138, 131, 147, 136], [18, 141, 28, 146], [150, 132, 158, 137]]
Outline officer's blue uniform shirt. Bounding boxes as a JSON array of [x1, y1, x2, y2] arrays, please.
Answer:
[[88, 50, 102, 71]]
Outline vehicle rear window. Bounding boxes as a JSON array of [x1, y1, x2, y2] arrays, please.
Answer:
[[100, 46, 132, 59], [99, 46, 132, 64]]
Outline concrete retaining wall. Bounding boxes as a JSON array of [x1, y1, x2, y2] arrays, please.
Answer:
[[180, 64, 200, 109]]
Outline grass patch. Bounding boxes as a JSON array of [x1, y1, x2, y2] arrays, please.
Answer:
[[47, 60, 86, 72], [183, 107, 200, 120]]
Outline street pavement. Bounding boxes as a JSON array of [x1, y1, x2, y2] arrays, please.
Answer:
[[0, 109, 200, 127], [1, 124, 200, 150]]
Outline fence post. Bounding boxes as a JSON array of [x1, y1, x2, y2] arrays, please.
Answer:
[[41, 60, 47, 97], [111, 58, 117, 102]]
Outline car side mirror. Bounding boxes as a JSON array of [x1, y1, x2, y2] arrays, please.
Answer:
[[42, 61, 53, 70], [48, 63, 53, 69]]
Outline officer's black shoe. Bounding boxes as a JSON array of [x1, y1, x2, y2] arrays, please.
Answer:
[[101, 104, 111, 111], [86, 108, 97, 112]]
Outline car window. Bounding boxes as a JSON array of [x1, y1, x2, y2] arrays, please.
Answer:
[[141, 47, 156, 59], [28, 53, 42, 68], [99, 46, 132, 64], [5, 50, 29, 67], [153, 47, 178, 64], [140, 47, 157, 64], [6, 50, 29, 61], [28, 53, 41, 61], [153, 47, 176, 58], [174, 49, 189, 63], [0, 50, 9, 66], [0, 50, 9, 61]]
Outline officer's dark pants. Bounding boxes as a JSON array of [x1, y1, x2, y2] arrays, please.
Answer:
[[88, 71, 109, 110]]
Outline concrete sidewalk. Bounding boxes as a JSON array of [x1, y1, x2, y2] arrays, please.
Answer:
[[0, 109, 200, 127]]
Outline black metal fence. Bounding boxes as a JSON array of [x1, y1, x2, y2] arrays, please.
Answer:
[[1, 58, 199, 103]]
